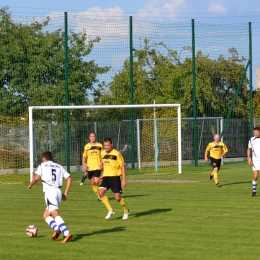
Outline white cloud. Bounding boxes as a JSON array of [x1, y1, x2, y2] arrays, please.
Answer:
[[47, 7, 129, 44], [163, 0, 186, 14], [208, 3, 227, 14], [77, 6, 124, 19], [137, 0, 186, 18], [47, 6, 125, 20]]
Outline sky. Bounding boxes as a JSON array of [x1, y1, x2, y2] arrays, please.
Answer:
[[1, 0, 260, 88]]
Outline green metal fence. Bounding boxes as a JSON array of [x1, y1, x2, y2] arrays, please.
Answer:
[[0, 7, 253, 172]]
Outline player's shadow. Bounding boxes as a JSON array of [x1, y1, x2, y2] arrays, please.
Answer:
[[120, 194, 147, 199], [113, 208, 172, 220], [73, 226, 125, 242], [108, 194, 148, 200], [221, 180, 251, 187], [132, 208, 172, 218]]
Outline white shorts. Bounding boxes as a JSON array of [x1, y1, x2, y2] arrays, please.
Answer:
[[252, 160, 260, 171], [44, 187, 62, 213]]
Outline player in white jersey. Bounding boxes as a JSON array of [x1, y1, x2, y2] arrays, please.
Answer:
[[247, 127, 260, 197], [28, 151, 73, 243]]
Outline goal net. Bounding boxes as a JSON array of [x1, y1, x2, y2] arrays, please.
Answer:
[[29, 104, 182, 181], [0, 115, 29, 184]]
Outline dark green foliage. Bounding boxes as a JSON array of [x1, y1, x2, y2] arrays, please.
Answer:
[[0, 7, 110, 117], [99, 39, 249, 119]]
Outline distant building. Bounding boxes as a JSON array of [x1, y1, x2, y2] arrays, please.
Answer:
[[257, 67, 260, 89]]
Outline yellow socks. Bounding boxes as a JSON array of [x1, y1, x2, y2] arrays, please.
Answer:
[[213, 172, 218, 184], [92, 185, 100, 198], [101, 196, 113, 212], [100, 195, 128, 213], [119, 198, 128, 212]]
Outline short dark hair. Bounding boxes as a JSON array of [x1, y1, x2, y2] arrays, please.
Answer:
[[104, 137, 112, 144], [254, 127, 260, 131], [42, 151, 53, 161]]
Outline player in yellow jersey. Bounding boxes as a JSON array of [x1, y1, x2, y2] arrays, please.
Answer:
[[80, 132, 103, 201], [204, 134, 228, 187], [98, 138, 129, 220]]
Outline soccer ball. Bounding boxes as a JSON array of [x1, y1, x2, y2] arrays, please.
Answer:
[[26, 225, 38, 237]]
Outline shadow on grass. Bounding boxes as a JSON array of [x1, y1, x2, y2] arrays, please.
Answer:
[[107, 194, 148, 200], [132, 208, 172, 218], [221, 180, 251, 186], [121, 194, 147, 199], [73, 226, 126, 241], [111, 208, 172, 220]]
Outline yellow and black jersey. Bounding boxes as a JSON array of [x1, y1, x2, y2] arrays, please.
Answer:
[[101, 149, 124, 177], [82, 142, 103, 171], [206, 142, 228, 159]]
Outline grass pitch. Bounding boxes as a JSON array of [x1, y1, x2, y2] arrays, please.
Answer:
[[1, 161, 259, 260]]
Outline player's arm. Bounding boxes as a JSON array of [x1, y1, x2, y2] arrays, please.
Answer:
[[204, 150, 209, 162], [27, 174, 41, 189], [220, 151, 227, 158], [62, 176, 72, 200], [82, 155, 87, 169], [220, 143, 228, 158], [99, 160, 103, 170], [247, 147, 252, 165], [98, 161, 104, 181], [121, 165, 126, 188], [99, 150, 104, 180], [220, 152, 227, 158]]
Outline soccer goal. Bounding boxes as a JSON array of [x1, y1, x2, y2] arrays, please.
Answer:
[[29, 104, 182, 181]]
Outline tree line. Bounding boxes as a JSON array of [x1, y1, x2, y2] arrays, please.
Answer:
[[0, 7, 256, 122]]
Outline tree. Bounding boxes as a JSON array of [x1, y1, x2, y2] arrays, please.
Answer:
[[98, 39, 250, 120], [0, 7, 110, 119], [194, 48, 249, 118], [0, 7, 111, 168]]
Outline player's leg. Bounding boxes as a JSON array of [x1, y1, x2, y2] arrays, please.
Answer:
[[92, 170, 101, 200], [80, 171, 88, 185], [211, 158, 221, 187], [43, 209, 61, 239], [252, 169, 259, 197], [213, 168, 220, 187], [99, 178, 114, 219], [114, 193, 130, 219], [44, 188, 72, 242], [111, 177, 129, 219], [44, 189, 61, 240], [209, 157, 214, 180], [209, 170, 214, 180], [52, 212, 72, 243]]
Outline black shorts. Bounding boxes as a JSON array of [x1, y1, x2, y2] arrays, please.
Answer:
[[99, 176, 122, 194], [210, 157, 221, 170], [87, 170, 101, 180]]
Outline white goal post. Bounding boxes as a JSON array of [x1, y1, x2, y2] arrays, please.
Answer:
[[29, 104, 182, 181]]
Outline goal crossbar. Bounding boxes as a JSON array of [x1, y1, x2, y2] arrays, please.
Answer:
[[29, 104, 182, 180]]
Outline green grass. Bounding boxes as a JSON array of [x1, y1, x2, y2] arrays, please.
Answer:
[[1, 161, 259, 260], [0, 173, 29, 184]]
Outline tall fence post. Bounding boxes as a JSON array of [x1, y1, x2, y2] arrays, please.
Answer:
[[64, 12, 70, 172], [249, 22, 253, 137], [192, 19, 198, 166], [129, 16, 135, 169]]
